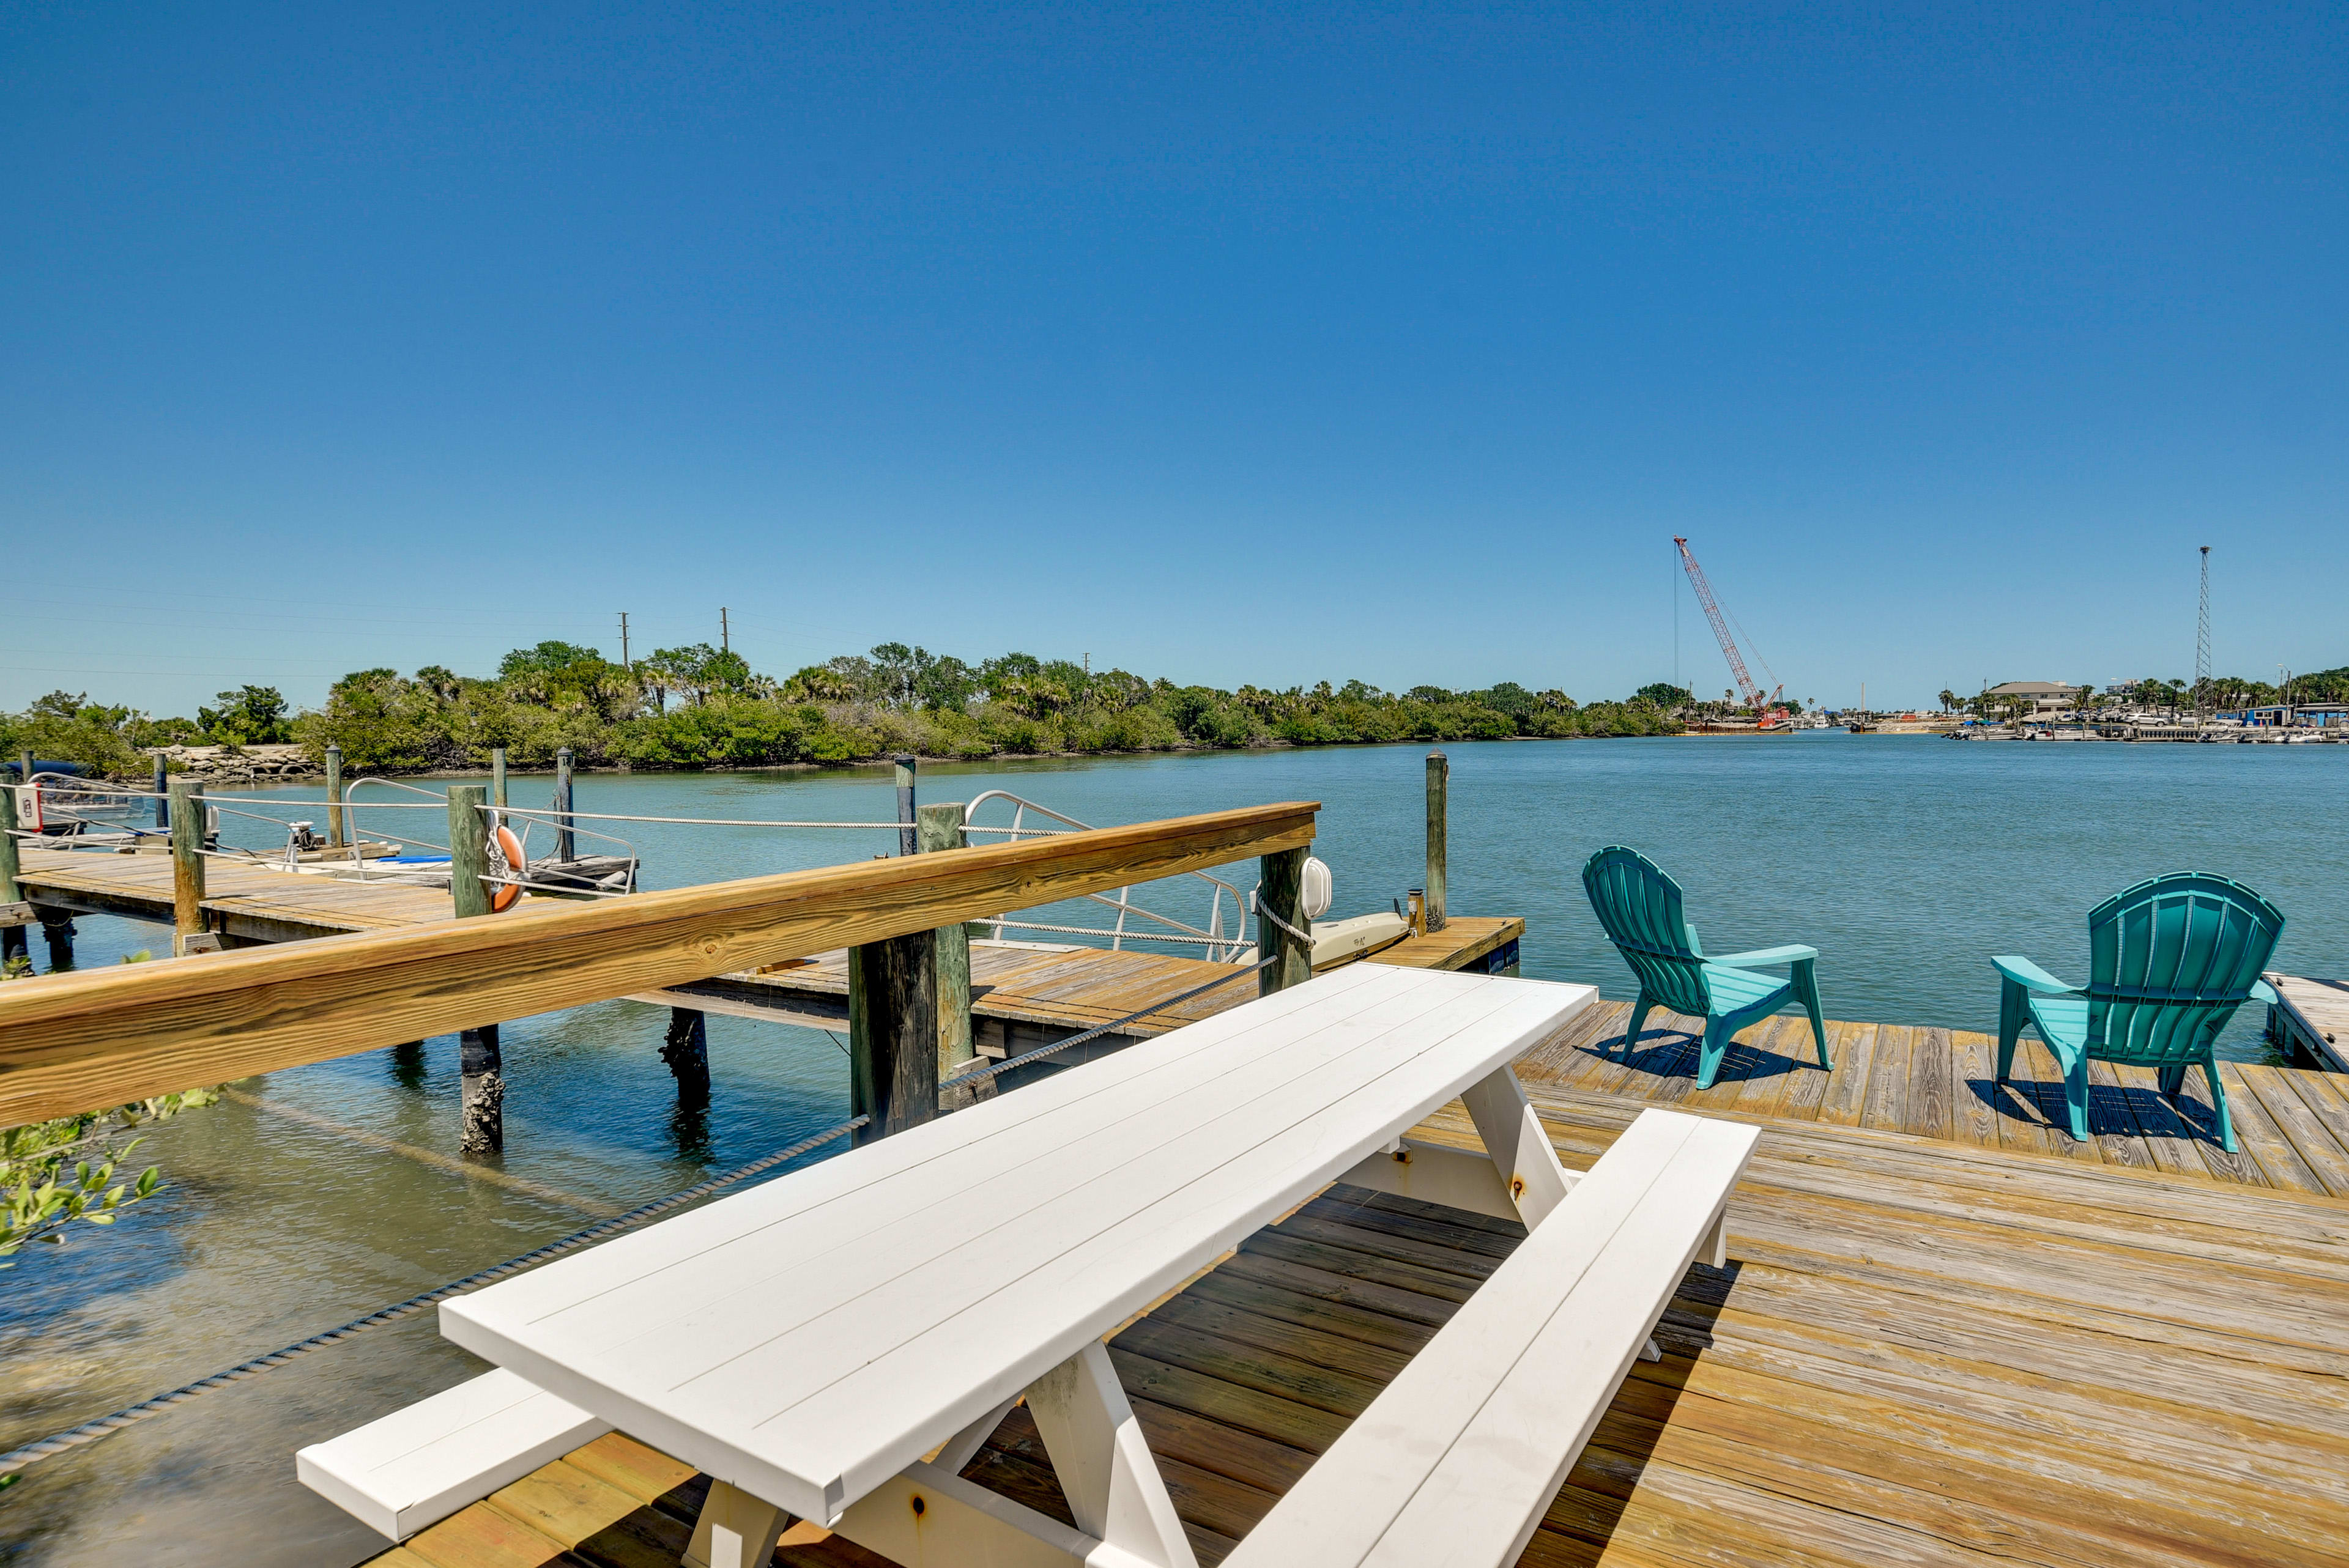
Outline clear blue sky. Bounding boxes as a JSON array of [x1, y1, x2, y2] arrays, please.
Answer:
[[4, 2, 2342, 715]]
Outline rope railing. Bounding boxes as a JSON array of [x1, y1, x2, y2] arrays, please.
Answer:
[[12, 779, 1251, 958], [0, 1114, 869, 1482], [489, 807, 908, 830]]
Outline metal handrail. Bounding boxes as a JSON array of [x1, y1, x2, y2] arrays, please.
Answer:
[[961, 790, 1249, 962]]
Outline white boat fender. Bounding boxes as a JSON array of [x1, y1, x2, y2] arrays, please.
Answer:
[[1300, 856, 1333, 920]]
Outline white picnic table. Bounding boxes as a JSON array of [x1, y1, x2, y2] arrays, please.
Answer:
[[436, 963, 1597, 1566]]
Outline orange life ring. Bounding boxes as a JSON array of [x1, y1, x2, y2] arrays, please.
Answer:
[[491, 824, 527, 912]]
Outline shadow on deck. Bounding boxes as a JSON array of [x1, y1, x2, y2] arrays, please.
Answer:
[[1511, 997, 2349, 1196]]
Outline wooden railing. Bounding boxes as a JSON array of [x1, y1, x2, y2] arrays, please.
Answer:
[[0, 801, 1317, 1126]]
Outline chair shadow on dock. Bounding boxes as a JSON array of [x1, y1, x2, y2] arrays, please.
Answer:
[[1978, 1065, 2229, 1148], [1516, 996, 2349, 1193], [1578, 1021, 1803, 1090]]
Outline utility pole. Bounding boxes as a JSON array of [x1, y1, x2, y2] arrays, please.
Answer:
[[618, 612, 631, 671], [721, 607, 729, 654], [2195, 546, 2212, 717]]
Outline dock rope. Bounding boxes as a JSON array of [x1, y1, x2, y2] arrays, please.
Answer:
[[0, 1114, 868, 1482], [1249, 888, 1316, 948]]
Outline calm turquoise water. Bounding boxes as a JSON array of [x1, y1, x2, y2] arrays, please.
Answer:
[[4, 734, 2341, 1564]]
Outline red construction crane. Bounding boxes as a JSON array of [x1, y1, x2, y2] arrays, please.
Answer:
[[1673, 536, 1784, 717]]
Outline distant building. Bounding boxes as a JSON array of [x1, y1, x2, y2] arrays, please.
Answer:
[[1984, 680, 2084, 714]]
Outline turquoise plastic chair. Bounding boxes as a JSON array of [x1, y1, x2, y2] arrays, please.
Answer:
[[1993, 871, 2284, 1153], [1581, 846, 1830, 1090]]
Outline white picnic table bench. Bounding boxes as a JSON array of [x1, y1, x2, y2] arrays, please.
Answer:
[[301, 963, 1757, 1568]]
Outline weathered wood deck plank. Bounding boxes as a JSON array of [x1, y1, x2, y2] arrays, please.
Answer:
[[387, 1092, 2349, 1568]]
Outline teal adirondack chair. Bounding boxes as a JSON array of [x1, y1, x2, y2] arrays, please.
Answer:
[[1993, 871, 2284, 1153], [1581, 846, 1830, 1090]]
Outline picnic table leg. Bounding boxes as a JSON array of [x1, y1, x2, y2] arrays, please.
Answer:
[[682, 1479, 786, 1568], [1461, 1066, 1666, 1361], [1460, 1066, 1576, 1229], [1026, 1341, 1200, 1568]]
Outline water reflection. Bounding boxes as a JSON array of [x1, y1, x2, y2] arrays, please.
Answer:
[[386, 1039, 428, 1092]]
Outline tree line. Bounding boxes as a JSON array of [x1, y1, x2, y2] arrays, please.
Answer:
[[2, 642, 1682, 775], [1932, 667, 2349, 722]]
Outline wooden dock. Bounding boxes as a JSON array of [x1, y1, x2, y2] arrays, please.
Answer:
[[640, 916, 1526, 1056], [377, 1077, 2349, 1568], [2269, 971, 2349, 1072], [12, 843, 453, 943]]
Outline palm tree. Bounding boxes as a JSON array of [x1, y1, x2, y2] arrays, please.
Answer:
[[1937, 689, 1956, 715]]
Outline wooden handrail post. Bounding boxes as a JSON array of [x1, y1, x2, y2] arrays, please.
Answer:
[[324, 744, 345, 848], [1425, 749, 1449, 933], [491, 747, 508, 808], [893, 754, 917, 857], [554, 747, 575, 863], [447, 786, 492, 920], [169, 780, 207, 957], [447, 784, 503, 1156], [0, 781, 20, 906], [848, 931, 939, 1144], [152, 753, 169, 830], [0, 782, 24, 965], [1259, 845, 1312, 995], [918, 802, 973, 1075]]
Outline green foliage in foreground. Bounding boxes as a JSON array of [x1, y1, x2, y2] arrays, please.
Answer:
[[0, 953, 221, 1267], [4, 646, 1690, 775]]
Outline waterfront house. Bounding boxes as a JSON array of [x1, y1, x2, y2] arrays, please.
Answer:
[[1984, 679, 2084, 714]]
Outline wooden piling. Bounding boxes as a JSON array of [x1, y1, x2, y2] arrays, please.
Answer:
[[37, 911, 75, 970], [660, 1007, 712, 1105], [847, 930, 939, 1144], [554, 747, 575, 863], [0, 783, 24, 964], [447, 785, 493, 920], [152, 754, 169, 830], [324, 744, 345, 848], [918, 802, 973, 1074], [169, 780, 207, 956], [447, 784, 503, 1155], [1425, 749, 1449, 933], [892, 754, 917, 857], [491, 747, 508, 808], [1258, 845, 1312, 996]]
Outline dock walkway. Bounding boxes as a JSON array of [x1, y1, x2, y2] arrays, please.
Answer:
[[1513, 997, 2349, 1197], [378, 1081, 2349, 1568], [13, 844, 452, 942]]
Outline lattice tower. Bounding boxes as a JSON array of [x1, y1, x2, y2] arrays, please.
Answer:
[[2195, 546, 2211, 715]]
